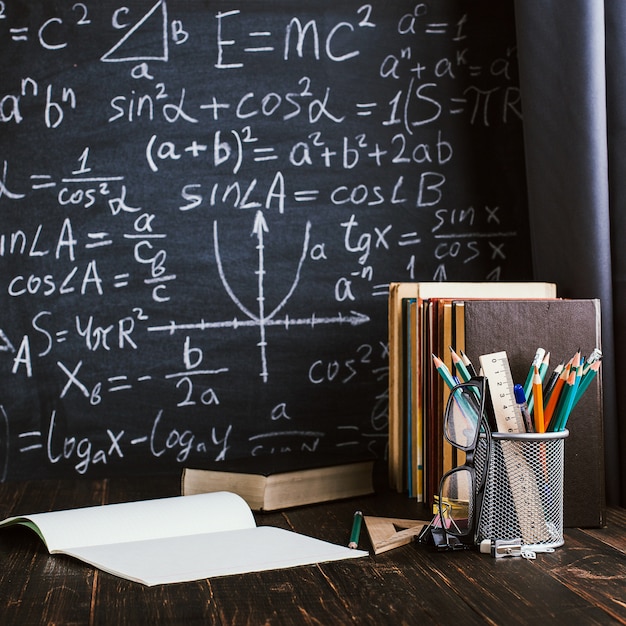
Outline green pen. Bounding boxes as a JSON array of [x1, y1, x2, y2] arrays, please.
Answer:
[[349, 510, 363, 549]]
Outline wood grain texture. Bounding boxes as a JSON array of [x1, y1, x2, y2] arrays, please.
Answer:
[[0, 476, 624, 626]]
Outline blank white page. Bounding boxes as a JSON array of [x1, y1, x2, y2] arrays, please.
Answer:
[[0, 492, 255, 551], [64, 526, 367, 585]]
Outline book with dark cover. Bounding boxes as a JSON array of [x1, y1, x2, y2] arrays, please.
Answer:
[[181, 454, 375, 511], [461, 298, 604, 528]]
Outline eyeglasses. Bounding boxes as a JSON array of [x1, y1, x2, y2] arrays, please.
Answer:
[[419, 377, 491, 551]]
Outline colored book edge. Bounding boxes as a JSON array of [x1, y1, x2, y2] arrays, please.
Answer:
[[387, 282, 557, 497], [388, 283, 420, 491]]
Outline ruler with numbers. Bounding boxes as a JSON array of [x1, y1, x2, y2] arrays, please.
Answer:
[[479, 351, 547, 544], [478, 351, 525, 433]]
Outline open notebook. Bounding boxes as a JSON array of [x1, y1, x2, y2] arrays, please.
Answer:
[[0, 492, 367, 586]]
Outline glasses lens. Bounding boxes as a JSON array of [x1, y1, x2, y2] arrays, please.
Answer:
[[439, 467, 474, 536], [445, 383, 482, 449]]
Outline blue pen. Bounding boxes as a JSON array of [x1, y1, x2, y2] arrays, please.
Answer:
[[514, 384, 534, 433]]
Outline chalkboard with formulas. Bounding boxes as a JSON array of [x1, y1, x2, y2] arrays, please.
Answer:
[[0, 0, 531, 481]]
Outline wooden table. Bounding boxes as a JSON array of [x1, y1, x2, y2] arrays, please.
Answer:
[[0, 475, 624, 625]]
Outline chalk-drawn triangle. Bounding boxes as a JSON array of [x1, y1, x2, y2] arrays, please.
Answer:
[[0, 329, 15, 353], [101, 0, 169, 63], [364, 516, 429, 555]]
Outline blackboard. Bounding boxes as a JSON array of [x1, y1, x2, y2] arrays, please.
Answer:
[[0, 0, 531, 481]]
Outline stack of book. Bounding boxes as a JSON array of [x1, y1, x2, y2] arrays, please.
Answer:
[[387, 282, 605, 528]]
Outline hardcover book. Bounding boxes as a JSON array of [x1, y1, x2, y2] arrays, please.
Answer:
[[181, 455, 375, 511], [461, 298, 604, 527]]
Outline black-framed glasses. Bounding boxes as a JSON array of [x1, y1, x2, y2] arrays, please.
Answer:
[[419, 377, 491, 551]]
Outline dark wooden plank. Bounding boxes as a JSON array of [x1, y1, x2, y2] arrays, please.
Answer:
[[414, 545, 617, 626], [1, 478, 625, 626], [209, 567, 357, 626], [0, 477, 108, 515], [92, 575, 221, 625], [316, 552, 486, 625], [542, 526, 626, 624], [283, 495, 485, 625], [0, 479, 106, 626], [582, 507, 626, 554], [284, 495, 619, 625]]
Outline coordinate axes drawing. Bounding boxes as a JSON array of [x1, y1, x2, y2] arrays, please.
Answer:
[[147, 211, 370, 382]]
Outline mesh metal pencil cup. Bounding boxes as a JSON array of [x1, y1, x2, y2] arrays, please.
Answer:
[[478, 430, 568, 550]]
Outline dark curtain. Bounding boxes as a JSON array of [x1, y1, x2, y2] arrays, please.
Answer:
[[514, 1, 623, 505]]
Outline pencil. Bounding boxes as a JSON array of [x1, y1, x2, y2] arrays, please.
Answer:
[[582, 349, 602, 376], [584, 347, 602, 369], [543, 361, 564, 401], [556, 363, 583, 431], [523, 348, 545, 401], [449, 346, 471, 382], [459, 350, 477, 377], [432, 354, 457, 390], [532, 365, 545, 433], [553, 363, 581, 431], [544, 362, 570, 430], [571, 359, 601, 409], [529, 351, 550, 414], [539, 351, 550, 380]]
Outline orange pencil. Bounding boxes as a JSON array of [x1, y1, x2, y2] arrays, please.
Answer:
[[547, 350, 580, 431], [544, 361, 570, 430], [532, 365, 545, 433]]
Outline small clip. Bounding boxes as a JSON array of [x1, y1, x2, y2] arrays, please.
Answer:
[[524, 545, 555, 559], [480, 538, 523, 558]]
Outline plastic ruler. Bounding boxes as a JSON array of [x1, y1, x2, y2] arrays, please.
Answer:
[[478, 351, 525, 434]]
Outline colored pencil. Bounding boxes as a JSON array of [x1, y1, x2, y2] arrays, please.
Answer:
[[528, 351, 549, 414], [449, 346, 471, 382], [572, 359, 601, 409], [432, 354, 456, 390], [539, 351, 550, 381], [459, 350, 478, 377], [532, 365, 545, 433], [543, 361, 564, 401], [544, 361, 570, 430], [554, 362, 583, 431], [523, 348, 545, 401]]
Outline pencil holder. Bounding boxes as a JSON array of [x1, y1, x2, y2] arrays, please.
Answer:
[[478, 430, 568, 550]]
